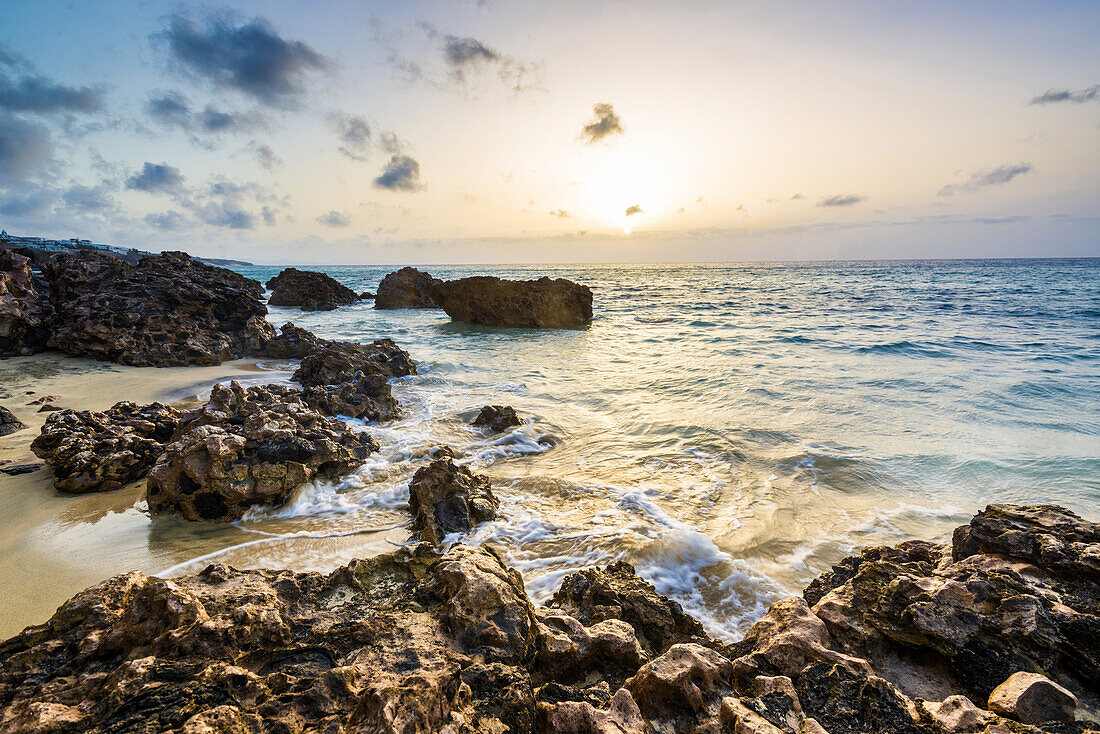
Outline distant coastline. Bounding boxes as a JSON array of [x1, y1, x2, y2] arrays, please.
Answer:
[[0, 230, 253, 267]]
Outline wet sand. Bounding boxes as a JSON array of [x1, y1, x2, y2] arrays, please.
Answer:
[[0, 353, 387, 639]]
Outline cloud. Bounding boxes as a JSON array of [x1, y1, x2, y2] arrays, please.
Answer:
[[0, 186, 56, 216], [63, 183, 115, 212], [145, 210, 187, 230], [938, 163, 1032, 196], [253, 143, 281, 170], [146, 91, 266, 137], [580, 103, 623, 144], [374, 155, 422, 191], [261, 205, 277, 225], [317, 210, 350, 227], [0, 46, 104, 115], [126, 162, 185, 193], [818, 194, 866, 207], [197, 200, 254, 229], [549, 209, 572, 218], [1029, 85, 1098, 105], [0, 114, 53, 182], [625, 204, 643, 216], [790, 193, 805, 200], [331, 112, 371, 160], [147, 91, 192, 126], [156, 14, 330, 107], [442, 36, 499, 82], [975, 215, 1030, 225]]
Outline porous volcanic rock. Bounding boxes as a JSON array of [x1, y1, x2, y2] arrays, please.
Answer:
[[266, 268, 359, 311], [46, 251, 268, 367], [300, 370, 400, 422], [0, 405, 28, 437], [146, 381, 377, 521], [407, 454, 499, 545], [374, 266, 441, 309], [0, 250, 50, 356], [432, 275, 593, 328], [292, 339, 416, 386], [30, 401, 180, 493], [473, 404, 522, 432], [245, 321, 325, 359]]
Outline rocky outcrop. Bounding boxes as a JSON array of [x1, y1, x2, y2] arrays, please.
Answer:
[[0, 250, 50, 356], [292, 339, 417, 386], [300, 371, 400, 422], [474, 404, 522, 432], [46, 251, 268, 367], [374, 267, 441, 309], [266, 268, 360, 311], [146, 382, 377, 521], [407, 454, 499, 545], [432, 276, 593, 328], [988, 672, 1078, 725], [245, 321, 325, 359], [30, 402, 180, 493], [0, 405, 27, 437]]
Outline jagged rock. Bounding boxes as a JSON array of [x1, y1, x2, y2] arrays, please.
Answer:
[[146, 382, 377, 521], [0, 463, 41, 476], [46, 251, 268, 367], [245, 321, 324, 359], [374, 267, 441, 309], [266, 268, 359, 311], [300, 370, 400, 422], [549, 561, 707, 657], [30, 401, 180, 493], [0, 405, 28, 436], [292, 339, 416, 386], [473, 405, 522, 432], [431, 275, 593, 328], [359, 291, 375, 300], [922, 695, 995, 731], [0, 250, 50, 356], [407, 455, 499, 545], [987, 672, 1077, 724], [624, 643, 734, 728], [534, 612, 646, 686], [537, 688, 647, 734]]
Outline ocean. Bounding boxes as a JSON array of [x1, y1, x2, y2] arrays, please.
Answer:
[[169, 259, 1100, 638]]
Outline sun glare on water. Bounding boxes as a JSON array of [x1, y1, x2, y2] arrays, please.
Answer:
[[623, 226, 632, 234]]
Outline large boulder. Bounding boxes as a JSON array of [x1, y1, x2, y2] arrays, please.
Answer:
[[265, 268, 359, 311], [374, 266, 441, 309], [30, 401, 180, 493], [292, 339, 416, 386], [407, 454, 499, 545], [46, 251, 268, 367], [146, 382, 377, 521], [431, 276, 592, 328], [0, 250, 50, 356]]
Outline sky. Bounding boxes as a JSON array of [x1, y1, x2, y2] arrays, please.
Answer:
[[0, 0, 1097, 264]]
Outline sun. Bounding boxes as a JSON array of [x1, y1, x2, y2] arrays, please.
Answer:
[[623, 226, 632, 235]]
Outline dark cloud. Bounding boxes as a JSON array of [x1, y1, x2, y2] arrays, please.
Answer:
[[147, 91, 192, 126], [442, 36, 499, 81], [331, 113, 371, 160], [0, 46, 104, 115], [625, 204, 643, 216], [0, 186, 56, 216], [1029, 85, 1098, 105], [126, 162, 185, 193], [63, 184, 115, 212], [261, 205, 277, 225], [254, 143, 281, 170], [145, 211, 187, 230], [938, 163, 1032, 197], [580, 103, 623, 144], [197, 200, 254, 229], [146, 91, 266, 137], [317, 210, 350, 227], [818, 194, 866, 207], [790, 193, 805, 200], [0, 114, 53, 182], [549, 209, 572, 218], [374, 155, 422, 191], [156, 14, 330, 107]]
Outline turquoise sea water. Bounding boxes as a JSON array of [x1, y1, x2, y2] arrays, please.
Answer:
[[203, 259, 1100, 637]]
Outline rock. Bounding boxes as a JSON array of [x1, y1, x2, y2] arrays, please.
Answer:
[[431, 276, 593, 328], [408, 455, 499, 545], [359, 291, 375, 300], [292, 339, 417, 386], [30, 401, 180, 493], [245, 321, 324, 359], [923, 695, 995, 731], [146, 382, 377, 521], [624, 643, 734, 725], [0, 405, 28, 436], [0, 250, 50, 356], [987, 672, 1077, 724], [46, 251, 268, 367], [300, 371, 400, 422], [266, 268, 359, 311], [26, 395, 57, 405], [473, 405, 522, 433], [537, 688, 647, 734], [374, 267, 442, 309], [0, 463, 42, 476], [548, 561, 707, 657], [37, 404, 63, 412]]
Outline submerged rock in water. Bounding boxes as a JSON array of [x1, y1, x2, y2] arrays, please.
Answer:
[[146, 381, 377, 521], [374, 266, 441, 309], [0, 405, 28, 437], [292, 339, 417, 385], [408, 454, 499, 545], [0, 250, 51, 357], [266, 267, 359, 311], [473, 404, 522, 432], [432, 275, 593, 328], [46, 251, 267, 367], [300, 370, 400, 422], [30, 401, 180, 493]]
